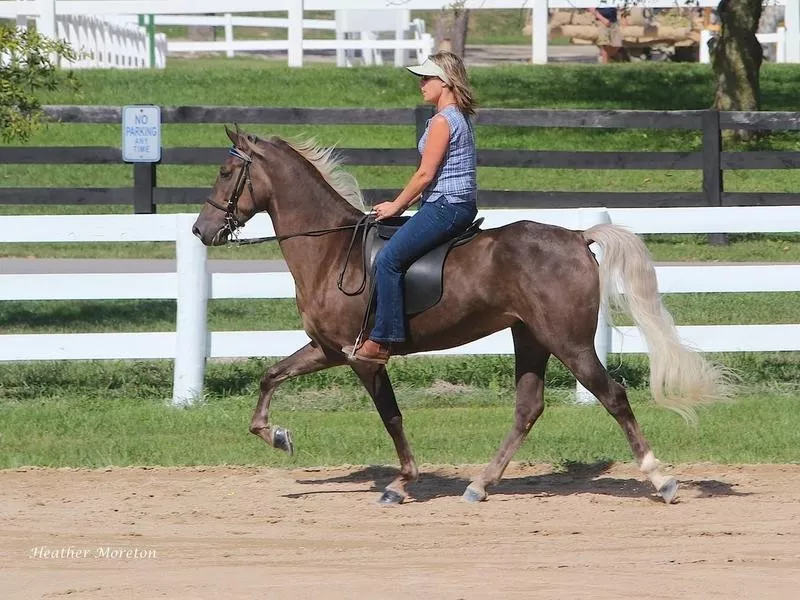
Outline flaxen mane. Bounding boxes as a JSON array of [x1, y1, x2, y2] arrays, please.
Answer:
[[239, 131, 366, 211], [284, 138, 366, 211]]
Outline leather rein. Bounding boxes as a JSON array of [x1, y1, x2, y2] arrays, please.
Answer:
[[203, 146, 375, 296]]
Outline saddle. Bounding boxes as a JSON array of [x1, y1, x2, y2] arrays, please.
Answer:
[[364, 215, 484, 315]]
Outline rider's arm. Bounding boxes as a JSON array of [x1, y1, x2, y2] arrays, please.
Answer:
[[373, 115, 450, 219]]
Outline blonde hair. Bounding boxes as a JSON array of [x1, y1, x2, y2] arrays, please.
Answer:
[[430, 51, 476, 116]]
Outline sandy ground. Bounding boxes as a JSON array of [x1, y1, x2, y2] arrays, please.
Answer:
[[1, 462, 799, 600]]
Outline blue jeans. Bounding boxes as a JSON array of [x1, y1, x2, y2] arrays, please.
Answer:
[[370, 197, 478, 343]]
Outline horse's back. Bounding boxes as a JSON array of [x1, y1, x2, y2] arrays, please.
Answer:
[[461, 219, 592, 267]]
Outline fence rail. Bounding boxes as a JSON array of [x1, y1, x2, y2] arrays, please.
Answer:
[[1, 207, 799, 404], [2, 106, 800, 214]]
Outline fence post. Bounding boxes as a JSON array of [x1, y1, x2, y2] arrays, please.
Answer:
[[702, 109, 726, 245], [531, 0, 549, 64], [147, 15, 156, 68], [575, 207, 612, 404], [414, 104, 435, 145], [133, 162, 156, 214], [172, 214, 209, 406], [699, 29, 712, 63], [39, 0, 57, 39], [224, 13, 234, 58], [288, 0, 303, 67], [786, 0, 799, 63]]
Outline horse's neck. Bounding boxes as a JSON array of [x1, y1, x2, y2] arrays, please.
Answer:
[[270, 194, 360, 238], [265, 158, 364, 290], [264, 148, 362, 237]]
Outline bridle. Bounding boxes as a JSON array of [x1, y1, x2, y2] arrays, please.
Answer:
[[203, 144, 376, 296], [204, 146, 254, 237]]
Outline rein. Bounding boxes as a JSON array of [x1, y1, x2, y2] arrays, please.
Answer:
[[203, 146, 375, 296], [238, 213, 375, 297]]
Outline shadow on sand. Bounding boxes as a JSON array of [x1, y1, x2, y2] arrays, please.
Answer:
[[287, 461, 750, 504]]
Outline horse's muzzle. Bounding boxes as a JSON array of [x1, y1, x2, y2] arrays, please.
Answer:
[[192, 221, 228, 247]]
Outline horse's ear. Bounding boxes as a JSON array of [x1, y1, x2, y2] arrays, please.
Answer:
[[224, 125, 240, 146]]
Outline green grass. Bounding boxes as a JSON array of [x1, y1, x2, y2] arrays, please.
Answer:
[[2, 352, 798, 403], [29, 59, 800, 110], [0, 389, 797, 468], [1, 292, 798, 336]]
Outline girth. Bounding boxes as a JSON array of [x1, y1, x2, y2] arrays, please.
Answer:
[[364, 215, 484, 315]]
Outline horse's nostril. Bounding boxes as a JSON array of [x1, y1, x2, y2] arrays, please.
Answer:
[[192, 225, 201, 238]]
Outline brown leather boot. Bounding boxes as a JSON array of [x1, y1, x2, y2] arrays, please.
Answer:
[[342, 339, 391, 365]]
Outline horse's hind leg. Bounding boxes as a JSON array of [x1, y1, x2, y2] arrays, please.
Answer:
[[559, 348, 679, 504], [250, 341, 343, 455], [350, 362, 418, 505], [464, 324, 549, 503]]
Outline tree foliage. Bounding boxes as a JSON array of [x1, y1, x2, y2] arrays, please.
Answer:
[[0, 25, 78, 142]]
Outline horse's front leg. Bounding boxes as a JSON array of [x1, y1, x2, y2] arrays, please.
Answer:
[[350, 362, 418, 504], [250, 341, 343, 454]]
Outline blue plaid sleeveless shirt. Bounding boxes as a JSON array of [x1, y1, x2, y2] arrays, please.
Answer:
[[417, 105, 477, 205]]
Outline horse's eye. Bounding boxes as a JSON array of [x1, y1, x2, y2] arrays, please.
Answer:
[[219, 169, 231, 179]]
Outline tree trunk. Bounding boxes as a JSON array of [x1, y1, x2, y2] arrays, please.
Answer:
[[434, 6, 470, 57], [711, 0, 763, 112]]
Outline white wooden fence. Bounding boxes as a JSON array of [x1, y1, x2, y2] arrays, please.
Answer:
[[56, 14, 166, 68], [700, 28, 787, 64], [1, 207, 799, 404], [2, 0, 797, 66], [8, 10, 167, 69]]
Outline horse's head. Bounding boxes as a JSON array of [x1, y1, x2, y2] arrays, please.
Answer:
[[192, 126, 272, 246]]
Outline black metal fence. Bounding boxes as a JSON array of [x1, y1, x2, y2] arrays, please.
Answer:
[[1, 105, 799, 214]]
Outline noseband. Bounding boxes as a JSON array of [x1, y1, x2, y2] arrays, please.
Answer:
[[204, 146, 255, 237]]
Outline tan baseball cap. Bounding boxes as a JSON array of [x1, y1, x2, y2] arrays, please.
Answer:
[[406, 58, 450, 85]]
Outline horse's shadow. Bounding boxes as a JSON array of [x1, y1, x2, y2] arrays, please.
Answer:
[[287, 461, 749, 503]]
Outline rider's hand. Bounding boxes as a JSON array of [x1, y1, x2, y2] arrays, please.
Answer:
[[372, 201, 403, 221]]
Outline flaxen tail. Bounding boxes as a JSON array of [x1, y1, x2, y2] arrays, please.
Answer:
[[583, 224, 733, 421]]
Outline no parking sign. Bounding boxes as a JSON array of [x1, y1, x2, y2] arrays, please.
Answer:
[[122, 105, 161, 163]]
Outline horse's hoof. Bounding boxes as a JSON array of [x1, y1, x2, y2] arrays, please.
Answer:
[[658, 477, 679, 504], [273, 427, 294, 456], [462, 486, 487, 503], [378, 489, 405, 505]]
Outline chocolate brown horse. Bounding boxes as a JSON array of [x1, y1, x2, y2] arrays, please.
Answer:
[[193, 128, 728, 505]]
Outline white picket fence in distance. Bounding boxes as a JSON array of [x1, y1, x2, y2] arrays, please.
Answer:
[[1, 207, 799, 405], [55, 14, 167, 68], [8, 10, 167, 69]]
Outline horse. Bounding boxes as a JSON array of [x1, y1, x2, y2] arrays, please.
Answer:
[[192, 127, 729, 505]]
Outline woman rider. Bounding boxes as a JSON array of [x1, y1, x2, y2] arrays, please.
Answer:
[[345, 51, 478, 364]]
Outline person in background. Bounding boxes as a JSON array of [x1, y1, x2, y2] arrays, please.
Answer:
[[591, 6, 625, 63]]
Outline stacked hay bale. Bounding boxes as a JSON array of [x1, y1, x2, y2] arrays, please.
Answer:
[[531, 8, 703, 59]]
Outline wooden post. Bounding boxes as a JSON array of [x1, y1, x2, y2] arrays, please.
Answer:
[[414, 104, 435, 145], [531, 0, 549, 64], [702, 109, 727, 245], [172, 214, 209, 406], [133, 162, 156, 214], [287, 0, 303, 67]]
